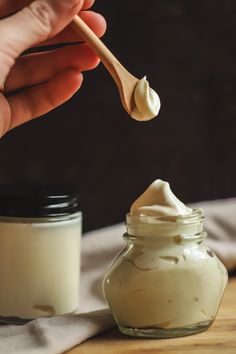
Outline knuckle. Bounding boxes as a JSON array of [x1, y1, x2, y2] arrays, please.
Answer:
[[27, 1, 55, 38]]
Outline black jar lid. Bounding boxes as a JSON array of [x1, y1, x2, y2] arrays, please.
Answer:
[[0, 185, 80, 218]]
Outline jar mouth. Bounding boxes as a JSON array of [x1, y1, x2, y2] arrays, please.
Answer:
[[126, 208, 204, 225], [125, 208, 205, 239]]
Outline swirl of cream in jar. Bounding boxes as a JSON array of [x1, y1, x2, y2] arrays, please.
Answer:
[[131, 77, 161, 121], [103, 179, 228, 334], [131, 179, 192, 218]]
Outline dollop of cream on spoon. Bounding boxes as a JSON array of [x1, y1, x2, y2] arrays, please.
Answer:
[[131, 77, 161, 121]]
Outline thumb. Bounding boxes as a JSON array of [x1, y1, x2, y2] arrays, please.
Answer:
[[0, 0, 84, 85]]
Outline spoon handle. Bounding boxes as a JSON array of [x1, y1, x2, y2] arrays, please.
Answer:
[[71, 15, 122, 85], [71, 15, 138, 114]]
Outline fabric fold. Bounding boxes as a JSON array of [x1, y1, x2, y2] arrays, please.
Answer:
[[0, 309, 114, 354]]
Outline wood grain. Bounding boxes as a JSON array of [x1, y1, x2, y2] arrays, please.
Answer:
[[66, 277, 236, 354]]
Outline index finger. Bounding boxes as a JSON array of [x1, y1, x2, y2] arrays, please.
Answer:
[[33, 11, 106, 47]]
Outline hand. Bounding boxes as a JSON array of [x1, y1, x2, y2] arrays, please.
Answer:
[[0, 0, 106, 137]]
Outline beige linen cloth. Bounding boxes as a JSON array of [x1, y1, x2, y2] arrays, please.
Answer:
[[0, 197, 236, 354]]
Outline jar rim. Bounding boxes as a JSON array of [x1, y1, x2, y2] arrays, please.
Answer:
[[126, 208, 204, 225], [125, 208, 205, 239]]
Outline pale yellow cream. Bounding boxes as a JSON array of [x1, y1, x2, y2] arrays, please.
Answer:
[[103, 180, 228, 333], [0, 216, 81, 319], [131, 179, 192, 217], [131, 77, 161, 121]]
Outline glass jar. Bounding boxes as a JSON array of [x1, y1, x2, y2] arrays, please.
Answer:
[[0, 187, 82, 323], [103, 209, 228, 338]]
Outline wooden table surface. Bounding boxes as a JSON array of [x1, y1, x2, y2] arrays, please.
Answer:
[[66, 277, 236, 354]]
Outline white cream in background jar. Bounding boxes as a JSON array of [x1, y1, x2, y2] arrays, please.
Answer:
[[103, 180, 228, 338], [0, 188, 82, 323]]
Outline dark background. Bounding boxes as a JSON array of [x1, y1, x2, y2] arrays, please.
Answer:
[[0, 0, 236, 232]]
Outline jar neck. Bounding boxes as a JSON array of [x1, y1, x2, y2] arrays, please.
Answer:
[[125, 208, 206, 245], [123, 232, 206, 248]]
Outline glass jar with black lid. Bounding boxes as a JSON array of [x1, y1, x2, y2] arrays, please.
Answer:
[[0, 187, 82, 323]]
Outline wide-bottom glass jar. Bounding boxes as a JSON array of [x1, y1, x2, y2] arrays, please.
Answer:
[[103, 209, 228, 338], [0, 188, 82, 323]]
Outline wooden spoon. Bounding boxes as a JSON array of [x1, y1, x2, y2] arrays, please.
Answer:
[[71, 15, 139, 114]]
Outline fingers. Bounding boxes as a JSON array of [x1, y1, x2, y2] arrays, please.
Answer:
[[0, 0, 84, 86], [37, 11, 106, 46], [0, 0, 84, 57], [81, 0, 95, 10], [0, 0, 94, 17], [5, 44, 99, 92], [0, 93, 11, 137], [7, 69, 83, 131], [78, 10, 106, 38]]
